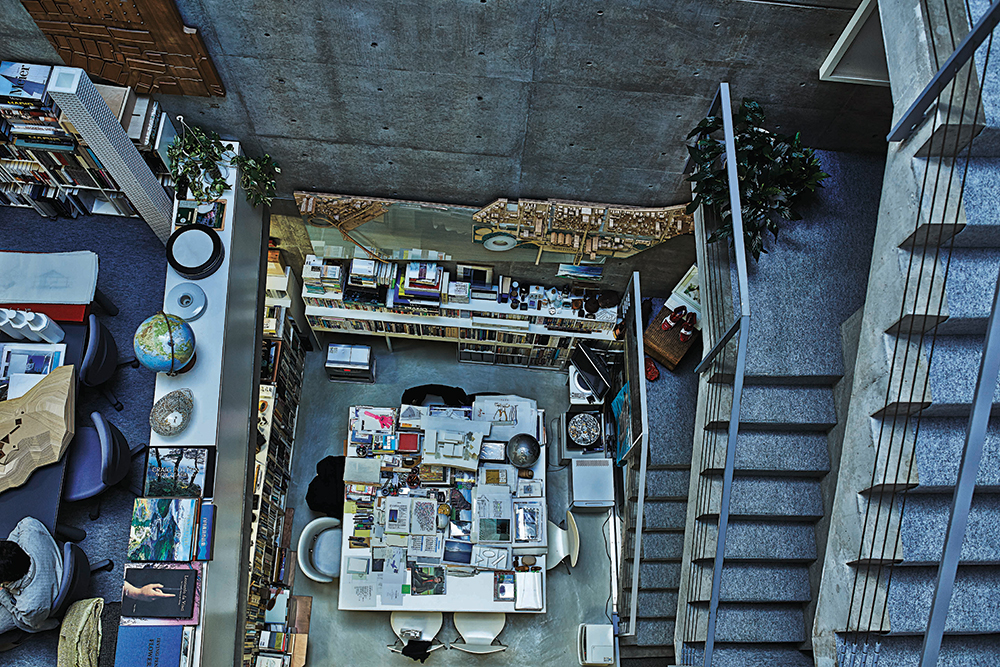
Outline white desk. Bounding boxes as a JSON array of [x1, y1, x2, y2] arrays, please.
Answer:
[[338, 412, 548, 613], [149, 146, 241, 449]]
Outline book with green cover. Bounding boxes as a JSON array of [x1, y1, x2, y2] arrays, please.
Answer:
[[128, 498, 200, 562]]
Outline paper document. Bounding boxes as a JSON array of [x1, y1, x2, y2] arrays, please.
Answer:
[[515, 571, 543, 610]]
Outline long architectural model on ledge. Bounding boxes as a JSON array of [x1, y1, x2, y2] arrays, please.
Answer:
[[293, 191, 694, 264]]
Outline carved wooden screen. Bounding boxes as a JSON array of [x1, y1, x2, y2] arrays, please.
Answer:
[[21, 0, 225, 96]]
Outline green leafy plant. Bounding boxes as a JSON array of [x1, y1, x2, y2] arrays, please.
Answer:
[[685, 99, 829, 261], [167, 116, 281, 208], [230, 153, 281, 208], [167, 118, 230, 204]]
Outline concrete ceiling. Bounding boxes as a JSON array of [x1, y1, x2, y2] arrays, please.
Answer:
[[1, 0, 891, 210]]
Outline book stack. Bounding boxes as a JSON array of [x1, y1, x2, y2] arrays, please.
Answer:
[[388, 262, 447, 312], [348, 258, 378, 290], [302, 255, 344, 296], [267, 249, 286, 277], [0, 63, 73, 152]]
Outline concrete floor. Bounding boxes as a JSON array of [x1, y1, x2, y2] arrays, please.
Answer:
[[287, 334, 614, 665]]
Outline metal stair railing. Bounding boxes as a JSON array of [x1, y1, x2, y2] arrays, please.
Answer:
[[679, 82, 751, 667], [840, 1, 1000, 665]]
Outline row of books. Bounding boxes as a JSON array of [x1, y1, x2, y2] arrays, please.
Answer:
[[115, 446, 221, 667]]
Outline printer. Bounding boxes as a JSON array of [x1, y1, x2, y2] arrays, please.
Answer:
[[578, 623, 614, 665]]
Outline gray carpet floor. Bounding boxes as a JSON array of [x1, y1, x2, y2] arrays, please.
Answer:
[[0, 208, 165, 666]]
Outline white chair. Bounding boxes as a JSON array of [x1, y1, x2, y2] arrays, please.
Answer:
[[388, 611, 447, 654], [296, 517, 342, 583], [547, 510, 580, 571], [452, 612, 507, 654]]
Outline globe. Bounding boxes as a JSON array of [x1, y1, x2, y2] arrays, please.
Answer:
[[133, 312, 196, 375]]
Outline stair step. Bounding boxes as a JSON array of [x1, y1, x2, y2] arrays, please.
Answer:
[[715, 603, 805, 643], [636, 590, 678, 619], [913, 417, 1000, 488], [886, 565, 1000, 633], [645, 469, 691, 499], [900, 493, 1000, 564], [681, 643, 815, 667], [702, 477, 824, 520], [953, 158, 1000, 246], [638, 561, 681, 590], [935, 247, 1000, 335], [641, 532, 685, 561], [707, 385, 836, 431], [634, 619, 674, 647], [857, 633, 1000, 666], [642, 500, 688, 530], [923, 334, 1000, 416], [690, 563, 811, 603], [704, 430, 831, 476], [695, 520, 818, 562]]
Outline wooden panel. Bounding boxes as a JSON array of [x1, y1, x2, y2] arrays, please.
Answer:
[[21, 0, 225, 97]]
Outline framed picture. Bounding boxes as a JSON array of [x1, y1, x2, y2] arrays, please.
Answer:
[[455, 264, 493, 287], [671, 264, 700, 313], [175, 200, 226, 231]]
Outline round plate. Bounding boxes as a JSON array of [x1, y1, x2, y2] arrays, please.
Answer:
[[568, 413, 600, 446], [166, 225, 225, 280], [166, 282, 207, 321]]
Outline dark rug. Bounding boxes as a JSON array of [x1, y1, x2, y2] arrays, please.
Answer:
[[0, 207, 166, 667]]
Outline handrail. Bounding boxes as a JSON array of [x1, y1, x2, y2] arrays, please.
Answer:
[[887, 0, 1000, 142], [920, 256, 1000, 664], [697, 82, 751, 667]]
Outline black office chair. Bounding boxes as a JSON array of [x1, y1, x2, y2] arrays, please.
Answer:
[[80, 313, 138, 411], [64, 411, 146, 520]]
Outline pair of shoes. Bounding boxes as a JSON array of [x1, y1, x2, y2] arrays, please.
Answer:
[[679, 312, 698, 342], [661, 305, 687, 330], [645, 356, 660, 382]]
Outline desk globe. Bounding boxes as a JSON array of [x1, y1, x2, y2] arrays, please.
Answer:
[[133, 312, 196, 375]]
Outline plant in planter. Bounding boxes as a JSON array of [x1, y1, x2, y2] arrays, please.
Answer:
[[685, 99, 828, 261], [167, 118, 230, 204], [167, 117, 281, 208], [230, 152, 281, 208]]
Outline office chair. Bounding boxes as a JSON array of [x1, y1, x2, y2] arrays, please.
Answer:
[[547, 510, 581, 571], [64, 411, 146, 520], [388, 611, 446, 655], [51, 542, 114, 619], [80, 314, 138, 411], [452, 612, 507, 655], [296, 517, 342, 583]]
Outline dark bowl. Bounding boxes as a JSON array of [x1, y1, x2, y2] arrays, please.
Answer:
[[506, 433, 541, 468]]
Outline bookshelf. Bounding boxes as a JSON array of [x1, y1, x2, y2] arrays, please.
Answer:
[[245, 304, 306, 666], [301, 255, 618, 370], [0, 63, 172, 239]]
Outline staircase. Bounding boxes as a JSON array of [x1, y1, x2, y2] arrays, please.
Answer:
[[619, 298, 700, 666], [837, 155, 1000, 665], [674, 149, 883, 665]]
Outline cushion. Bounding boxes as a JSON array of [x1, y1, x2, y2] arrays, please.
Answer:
[[312, 528, 343, 577]]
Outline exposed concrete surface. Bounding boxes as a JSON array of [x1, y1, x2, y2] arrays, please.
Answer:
[[0, 0, 892, 209]]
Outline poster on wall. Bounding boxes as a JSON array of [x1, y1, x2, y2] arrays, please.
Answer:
[[614, 272, 649, 465]]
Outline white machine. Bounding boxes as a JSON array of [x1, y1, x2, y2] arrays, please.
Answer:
[[569, 459, 615, 511], [569, 364, 604, 405], [578, 623, 614, 665]]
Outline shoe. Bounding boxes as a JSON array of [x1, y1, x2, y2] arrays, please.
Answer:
[[645, 356, 660, 382], [679, 312, 698, 342], [661, 305, 687, 331]]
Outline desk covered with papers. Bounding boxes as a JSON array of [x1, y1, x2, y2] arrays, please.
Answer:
[[338, 396, 548, 613]]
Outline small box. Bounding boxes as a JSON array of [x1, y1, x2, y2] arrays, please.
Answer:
[[578, 623, 614, 665]]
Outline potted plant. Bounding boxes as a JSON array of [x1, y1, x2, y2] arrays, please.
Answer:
[[685, 99, 828, 261], [167, 117, 281, 208]]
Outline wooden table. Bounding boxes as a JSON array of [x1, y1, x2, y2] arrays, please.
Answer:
[[643, 303, 701, 371]]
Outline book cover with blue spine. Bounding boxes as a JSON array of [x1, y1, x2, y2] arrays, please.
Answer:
[[114, 625, 184, 667]]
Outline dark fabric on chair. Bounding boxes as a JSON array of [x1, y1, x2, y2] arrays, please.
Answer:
[[305, 456, 346, 520], [400, 384, 469, 407], [401, 639, 433, 663], [51, 543, 90, 619], [80, 314, 118, 388], [63, 412, 131, 503]]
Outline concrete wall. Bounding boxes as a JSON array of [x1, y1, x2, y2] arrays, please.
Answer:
[[0, 0, 892, 209]]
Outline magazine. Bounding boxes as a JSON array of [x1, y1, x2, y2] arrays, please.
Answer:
[[410, 566, 446, 596], [143, 447, 215, 497]]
